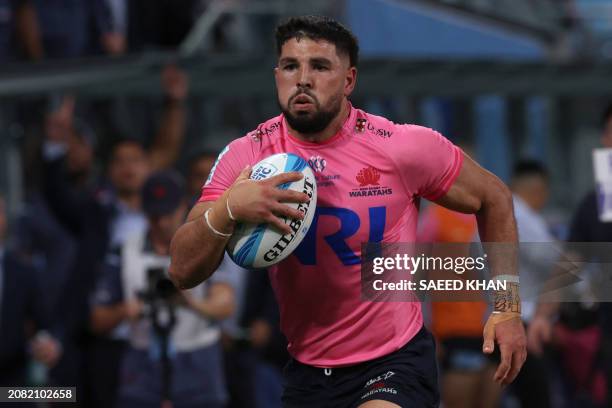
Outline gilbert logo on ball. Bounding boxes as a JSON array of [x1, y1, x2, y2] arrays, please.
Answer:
[[227, 153, 318, 269]]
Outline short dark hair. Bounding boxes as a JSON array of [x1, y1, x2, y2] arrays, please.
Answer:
[[110, 138, 144, 155], [512, 159, 548, 180], [275, 15, 359, 67]]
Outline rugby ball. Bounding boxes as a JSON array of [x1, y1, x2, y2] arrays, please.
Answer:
[[227, 153, 317, 269]]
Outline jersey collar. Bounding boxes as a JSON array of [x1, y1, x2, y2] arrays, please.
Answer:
[[282, 101, 358, 148]]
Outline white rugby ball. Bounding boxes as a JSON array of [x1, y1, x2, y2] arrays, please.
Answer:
[[227, 153, 318, 269]]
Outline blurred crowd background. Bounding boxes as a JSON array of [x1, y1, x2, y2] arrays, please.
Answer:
[[2, 0, 612, 407]]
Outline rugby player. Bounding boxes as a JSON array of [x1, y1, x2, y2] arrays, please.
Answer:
[[169, 15, 526, 407]]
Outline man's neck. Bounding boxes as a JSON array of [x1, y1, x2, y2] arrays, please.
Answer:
[[287, 99, 350, 143], [118, 193, 141, 211], [515, 192, 537, 212]]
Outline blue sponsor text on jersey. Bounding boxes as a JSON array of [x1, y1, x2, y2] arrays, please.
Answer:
[[294, 206, 386, 265]]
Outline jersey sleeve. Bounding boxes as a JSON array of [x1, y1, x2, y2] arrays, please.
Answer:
[[394, 125, 463, 201], [198, 137, 256, 203]]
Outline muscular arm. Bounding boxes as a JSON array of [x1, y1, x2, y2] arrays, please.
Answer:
[[434, 152, 517, 244], [435, 153, 518, 296], [435, 152, 525, 385], [169, 198, 234, 290], [169, 169, 309, 290]]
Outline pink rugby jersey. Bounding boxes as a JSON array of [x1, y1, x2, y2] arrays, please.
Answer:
[[199, 104, 463, 367]]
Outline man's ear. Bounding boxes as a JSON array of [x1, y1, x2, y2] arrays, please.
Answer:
[[344, 67, 357, 96]]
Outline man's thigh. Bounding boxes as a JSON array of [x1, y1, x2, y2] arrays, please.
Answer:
[[358, 400, 401, 408]]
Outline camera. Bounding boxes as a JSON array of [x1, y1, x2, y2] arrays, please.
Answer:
[[139, 267, 179, 302]]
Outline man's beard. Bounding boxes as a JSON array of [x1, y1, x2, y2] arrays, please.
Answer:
[[280, 92, 342, 135]]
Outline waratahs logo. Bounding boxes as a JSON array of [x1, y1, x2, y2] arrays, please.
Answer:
[[350, 166, 392, 198], [308, 155, 327, 173], [356, 166, 380, 186]]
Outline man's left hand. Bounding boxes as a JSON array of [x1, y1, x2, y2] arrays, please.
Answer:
[[483, 313, 527, 385]]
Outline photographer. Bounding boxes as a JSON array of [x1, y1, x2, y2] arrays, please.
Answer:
[[90, 171, 235, 408]]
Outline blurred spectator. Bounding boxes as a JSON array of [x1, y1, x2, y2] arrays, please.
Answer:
[[91, 171, 235, 408], [97, 0, 128, 56], [37, 65, 188, 406], [222, 267, 288, 408], [41, 95, 115, 405], [0, 0, 43, 61], [88, 64, 188, 408], [510, 159, 556, 408], [511, 160, 555, 322], [29, 0, 113, 59], [0, 194, 62, 387], [529, 105, 612, 407], [31, 0, 87, 58], [108, 64, 188, 247], [418, 203, 500, 408], [14, 191, 77, 319], [106, 139, 149, 246], [0, 0, 134, 60], [186, 149, 217, 205]]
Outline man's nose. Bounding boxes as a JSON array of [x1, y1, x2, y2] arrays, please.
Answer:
[[297, 67, 313, 88]]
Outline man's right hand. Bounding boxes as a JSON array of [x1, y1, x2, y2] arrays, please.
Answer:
[[211, 166, 311, 236]]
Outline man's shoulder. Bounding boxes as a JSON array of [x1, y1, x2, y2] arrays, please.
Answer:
[[218, 115, 284, 158], [242, 114, 284, 144], [356, 109, 435, 141]]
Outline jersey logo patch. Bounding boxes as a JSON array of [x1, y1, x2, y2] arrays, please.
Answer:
[[355, 118, 367, 133], [308, 155, 327, 173], [356, 166, 380, 186], [350, 167, 393, 198], [354, 118, 393, 138]]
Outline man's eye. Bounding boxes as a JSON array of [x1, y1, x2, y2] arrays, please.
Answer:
[[283, 64, 297, 71], [314, 65, 328, 71]]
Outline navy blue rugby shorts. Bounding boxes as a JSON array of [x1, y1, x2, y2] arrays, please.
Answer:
[[282, 326, 439, 408]]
